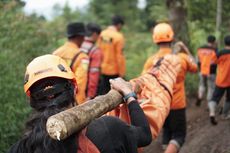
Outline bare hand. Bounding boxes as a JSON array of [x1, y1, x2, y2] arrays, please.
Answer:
[[109, 77, 133, 96], [174, 41, 191, 55]]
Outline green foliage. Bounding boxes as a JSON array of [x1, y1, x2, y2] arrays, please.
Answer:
[[89, 0, 141, 30], [188, 21, 207, 53], [187, 0, 216, 32], [144, 0, 167, 24], [125, 32, 155, 79], [0, 2, 60, 152], [185, 73, 199, 97]]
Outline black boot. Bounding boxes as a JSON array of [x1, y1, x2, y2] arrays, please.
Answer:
[[196, 98, 202, 107], [210, 116, 218, 125]]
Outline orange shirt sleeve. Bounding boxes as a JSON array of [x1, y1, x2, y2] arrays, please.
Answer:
[[72, 53, 89, 104], [185, 54, 198, 73], [115, 35, 126, 77], [212, 51, 218, 64]]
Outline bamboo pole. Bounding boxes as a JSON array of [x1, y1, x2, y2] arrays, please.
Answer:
[[46, 89, 123, 140]]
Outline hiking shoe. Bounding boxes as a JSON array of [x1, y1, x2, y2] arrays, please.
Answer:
[[210, 116, 218, 125], [196, 98, 202, 107], [221, 114, 230, 120]]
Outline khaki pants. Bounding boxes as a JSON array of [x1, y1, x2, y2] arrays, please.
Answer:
[[198, 73, 216, 101]]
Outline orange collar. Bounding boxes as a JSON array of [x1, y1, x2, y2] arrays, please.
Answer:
[[107, 26, 118, 31], [158, 47, 172, 55], [64, 41, 79, 49]]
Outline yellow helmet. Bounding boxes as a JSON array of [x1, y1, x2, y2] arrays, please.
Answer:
[[152, 23, 174, 44], [24, 54, 76, 95]]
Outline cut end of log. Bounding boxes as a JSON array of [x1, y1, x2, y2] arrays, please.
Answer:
[[46, 117, 68, 141]]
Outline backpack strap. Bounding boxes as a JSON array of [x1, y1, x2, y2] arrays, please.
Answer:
[[70, 51, 83, 70]]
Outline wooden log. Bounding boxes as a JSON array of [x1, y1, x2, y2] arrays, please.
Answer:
[[46, 89, 123, 140]]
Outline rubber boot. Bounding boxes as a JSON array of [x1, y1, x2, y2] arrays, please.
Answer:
[[164, 143, 178, 153], [208, 101, 217, 125]]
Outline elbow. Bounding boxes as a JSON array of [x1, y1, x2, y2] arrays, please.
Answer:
[[141, 127, 152, 146]]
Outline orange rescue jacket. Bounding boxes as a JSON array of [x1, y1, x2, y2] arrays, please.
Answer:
[[215, 49, 230, 87], [171, 53, 197, 109], [142, 47, 172, 74], [98, 26, 126, 77], [53, 41, 89, 104], [108, 54, 181, 138], [197, 46, 217, 76]]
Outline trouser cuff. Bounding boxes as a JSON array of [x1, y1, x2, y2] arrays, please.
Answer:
[[208, 101, 217, 116], [169, 139, 181, 150]]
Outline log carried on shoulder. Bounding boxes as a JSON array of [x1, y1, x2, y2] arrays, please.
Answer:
[[46, 90, 123, 140]]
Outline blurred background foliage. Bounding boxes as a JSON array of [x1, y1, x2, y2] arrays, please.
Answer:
[[0, 0, 230, 152]]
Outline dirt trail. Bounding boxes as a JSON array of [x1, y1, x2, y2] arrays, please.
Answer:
[[143, 99, 230, 153]]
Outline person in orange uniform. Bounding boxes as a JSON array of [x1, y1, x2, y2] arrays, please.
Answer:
[[161, 42, 197, 153], [53, 22, 89, 104], [142, 23, 197, 153], [142, 23, 174, 74], [196, 35, 217, 106], [80, 23, 102, 99], [98, 15, 126, 95], [208, 35, 230, 125]]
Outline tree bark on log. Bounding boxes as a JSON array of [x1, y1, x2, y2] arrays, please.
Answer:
[[46, 90, 123, 140]]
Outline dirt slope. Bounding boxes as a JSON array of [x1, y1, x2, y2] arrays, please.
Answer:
[[143, 100, 230, 153]]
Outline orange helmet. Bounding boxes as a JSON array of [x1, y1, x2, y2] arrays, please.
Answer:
[[152, 23, 174, 44], [24, 54, 76, 95]]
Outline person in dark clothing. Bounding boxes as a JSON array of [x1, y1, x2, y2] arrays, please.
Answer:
[[7, 55, 151, 153]]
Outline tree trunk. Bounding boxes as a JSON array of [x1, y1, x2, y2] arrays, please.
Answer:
[[46, 90, 123, 140], [216, 0, 222, 46], [166, 0, 189, 46]]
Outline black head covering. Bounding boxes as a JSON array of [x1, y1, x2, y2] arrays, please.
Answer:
[[112, 15, 125, 25], [66, 22, 86, 38], [86, 23, 101, 36]]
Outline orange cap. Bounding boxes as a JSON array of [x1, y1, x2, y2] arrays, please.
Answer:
[[152, 23, 174, 44], [24, 54, 76, 94]]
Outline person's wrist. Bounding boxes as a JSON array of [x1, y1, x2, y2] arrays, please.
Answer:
[[127, 97, 136, 104], [123, 92, 137, 103]]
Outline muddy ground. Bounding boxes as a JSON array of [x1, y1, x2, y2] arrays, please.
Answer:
[[143, 99, 230, 153]]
